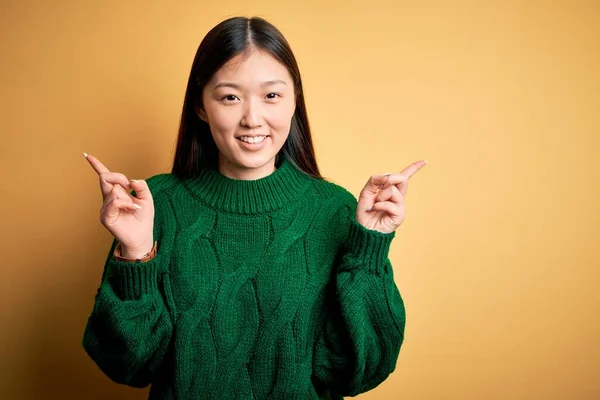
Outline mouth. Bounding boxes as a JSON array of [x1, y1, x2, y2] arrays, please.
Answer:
[[236, 135, 270, 144]]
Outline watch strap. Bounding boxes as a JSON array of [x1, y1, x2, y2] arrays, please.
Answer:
[[113, 241, 158, 263]]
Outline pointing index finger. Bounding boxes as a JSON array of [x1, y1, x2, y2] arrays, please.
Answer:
[[85, 153, 110, 175], [400, 160, 427, 179]]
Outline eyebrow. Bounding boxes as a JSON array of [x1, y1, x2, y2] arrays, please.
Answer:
[[213, 79, 287, 90]]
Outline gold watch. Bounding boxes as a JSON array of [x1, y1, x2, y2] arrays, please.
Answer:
[[113, 241, 157, 263]]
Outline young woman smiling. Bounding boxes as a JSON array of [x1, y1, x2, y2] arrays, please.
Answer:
[[82, 15, 426, 400]]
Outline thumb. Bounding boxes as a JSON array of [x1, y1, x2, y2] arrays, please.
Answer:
[[361, 173, 390, 197], [129, 179, 153, 201]]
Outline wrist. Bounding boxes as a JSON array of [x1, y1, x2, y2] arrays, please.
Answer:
[[120, 241, 155, 260]]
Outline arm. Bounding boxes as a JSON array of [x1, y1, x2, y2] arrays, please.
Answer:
[[313, 194, 406, 397], [82, 176, 174, 387]]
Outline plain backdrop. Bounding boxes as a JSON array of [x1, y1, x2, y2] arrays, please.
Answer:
[[1, 0, 598, 399]]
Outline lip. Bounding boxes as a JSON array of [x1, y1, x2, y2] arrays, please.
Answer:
[[237, 135, 270, 151]]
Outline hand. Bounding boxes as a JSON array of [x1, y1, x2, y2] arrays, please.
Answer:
[[356, 160, 427, 234], [84, 153, 155, 258]]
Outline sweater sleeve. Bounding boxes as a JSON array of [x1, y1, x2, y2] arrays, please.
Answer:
[[312, 193, 406, 397], [82, 176, 174, 388]]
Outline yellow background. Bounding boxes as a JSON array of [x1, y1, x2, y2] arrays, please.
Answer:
[[1, 0, 598, 399]]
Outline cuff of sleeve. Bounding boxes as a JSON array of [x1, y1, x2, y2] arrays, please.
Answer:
[[108, 251, 162, 300], [344, 218, 396, 275]]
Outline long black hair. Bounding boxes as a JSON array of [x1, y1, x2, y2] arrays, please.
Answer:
[[171, 16, 322, 180]]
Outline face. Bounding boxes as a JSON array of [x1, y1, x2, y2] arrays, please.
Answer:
[[198, 49, 296, 180]]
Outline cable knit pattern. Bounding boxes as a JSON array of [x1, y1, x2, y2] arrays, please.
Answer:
[[82, 155, 406, 399]]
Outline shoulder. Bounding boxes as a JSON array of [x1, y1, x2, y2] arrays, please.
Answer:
[[131, 173, 180, 200], [310, 177, 358, 211], [308, 178, 358, 238], [145, 173, 179, 193]]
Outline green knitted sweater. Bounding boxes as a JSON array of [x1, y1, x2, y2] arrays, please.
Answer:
[[82, 155, 405, 399]]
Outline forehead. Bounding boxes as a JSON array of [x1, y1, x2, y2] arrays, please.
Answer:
[[211, 50, 292, 86]]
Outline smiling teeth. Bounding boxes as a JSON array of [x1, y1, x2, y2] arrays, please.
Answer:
[[239, 136, 266, 144]]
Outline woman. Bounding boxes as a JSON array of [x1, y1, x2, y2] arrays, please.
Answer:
[[82, 16, 426, 399]]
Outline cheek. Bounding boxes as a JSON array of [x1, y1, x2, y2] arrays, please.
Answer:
[[269, 103, 295, 132], [208, 107, 238, 133]]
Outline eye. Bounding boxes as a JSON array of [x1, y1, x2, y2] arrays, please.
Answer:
[[220, 95, 239, 102], [266, 93, 281, 99]]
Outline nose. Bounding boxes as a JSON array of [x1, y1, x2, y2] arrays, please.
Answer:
[[241, 98, 263, 129]]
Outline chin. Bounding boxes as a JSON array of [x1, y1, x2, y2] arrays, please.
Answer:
[[230, 153, 277, 169]]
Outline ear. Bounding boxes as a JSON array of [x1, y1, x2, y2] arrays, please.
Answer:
[[194, 103, 208, 123], [198, 109, 208, 123]]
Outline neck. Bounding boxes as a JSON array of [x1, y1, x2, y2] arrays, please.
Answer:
[[218, 156, 277, 181], [182, 154, 315, 214]]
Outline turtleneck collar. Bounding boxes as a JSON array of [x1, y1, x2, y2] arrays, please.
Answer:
[[182, 155, 315, 215]]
